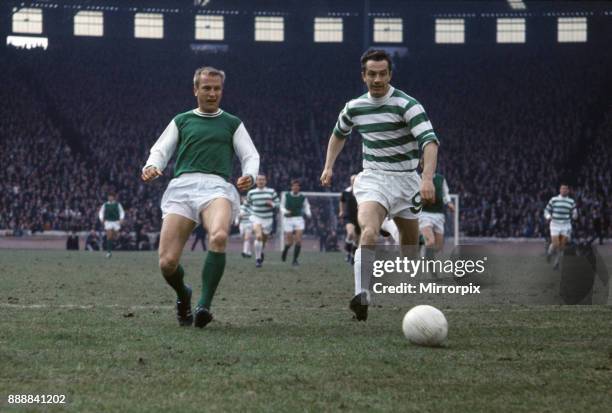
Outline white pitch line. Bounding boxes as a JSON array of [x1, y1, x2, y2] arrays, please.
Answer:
[[0, 303, 327, 311], [0, 303, 171, 310], [0, 303, 596, 312]]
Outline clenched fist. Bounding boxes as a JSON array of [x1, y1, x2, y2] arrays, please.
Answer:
[[141, 166, 162, 182]]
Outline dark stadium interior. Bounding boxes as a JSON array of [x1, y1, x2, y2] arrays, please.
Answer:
[[1, 0, 610, 241], [2, 2, 612, 411]]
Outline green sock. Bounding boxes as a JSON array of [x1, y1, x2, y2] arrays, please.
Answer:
[[425, 247, 436, 260], [198, 251, 226, 309], [282, 245, 291, 261], [108, 239, 114, 252], [164, 264, 188, 300], [293, 244, 301, 262]]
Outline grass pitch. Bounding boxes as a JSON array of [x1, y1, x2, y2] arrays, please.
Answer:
[[1, 250, 611, 412]]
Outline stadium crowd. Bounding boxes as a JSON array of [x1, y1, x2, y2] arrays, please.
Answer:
[[0, 43, 610, 243]]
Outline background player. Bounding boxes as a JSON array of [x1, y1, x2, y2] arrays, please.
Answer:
[[141, 66, 259, 328], [339, 174, 359, 264], [419, 171, 454, 261], [190, 224, 207, 251], [98, 193, 125, 258], [281, 179, 312, 266], [237, 196, 253, 258], [246, 174, 279, 268], [320, 49, 439, 321], [545, 183, 577, 270]]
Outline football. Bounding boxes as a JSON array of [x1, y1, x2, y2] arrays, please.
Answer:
[[402, 305, 448, 347]]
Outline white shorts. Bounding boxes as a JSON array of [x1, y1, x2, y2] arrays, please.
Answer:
[[550, 222, 572, 238], [250, 215, 273, 235], [104, 221, 121, 232], [353, 169, 422, 220], [419, 211, 445, 234], [161, 173, 240, 224], [283, 216, 305, 233], [239, 222, 253, 236]]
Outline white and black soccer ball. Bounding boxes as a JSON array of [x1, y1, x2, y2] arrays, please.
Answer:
[[402, 305, 448, 347]]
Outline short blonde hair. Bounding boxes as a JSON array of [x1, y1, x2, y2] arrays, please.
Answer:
[[193, 66, 226, 87]]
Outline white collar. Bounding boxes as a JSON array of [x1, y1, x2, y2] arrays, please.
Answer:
[[193, 108, 222, 117], [367, 85, 394, 103]]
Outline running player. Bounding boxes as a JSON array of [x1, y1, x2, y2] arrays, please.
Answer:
[[339, 174, 359, 264], [320, 49, 439, 321], [419, 172, 454, 260], [545, 183, 577, 270], [281, 179, 312, 266], [141, 66, 259, 328], [237, 196, 253, 258], [246, 175, 280, 268], [98, 193, 125, 258]]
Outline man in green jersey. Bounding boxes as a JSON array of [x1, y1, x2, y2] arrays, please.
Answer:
[[281, 179, 312, 266], [321, 49, 439, 321], [142, 66, 260, 328], [98, 193, 125, 258], [419, 172, 454, 261]]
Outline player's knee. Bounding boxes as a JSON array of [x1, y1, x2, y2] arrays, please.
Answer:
[[360, 227, 378, 245], [210, 229, 229, 249], [425, 238, 436, 249], [159, 255, 179, 275]]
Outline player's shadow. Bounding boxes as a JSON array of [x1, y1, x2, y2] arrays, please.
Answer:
[[559, 241, 609, 305]]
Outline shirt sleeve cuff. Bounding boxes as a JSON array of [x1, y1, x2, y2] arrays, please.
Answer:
[[333, 127, 349, 139], [420, 136, 439, 150]]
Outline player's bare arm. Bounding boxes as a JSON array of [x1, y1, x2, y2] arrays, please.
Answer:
[[420, 143, 438, 204], [320, 134, 346, 187]]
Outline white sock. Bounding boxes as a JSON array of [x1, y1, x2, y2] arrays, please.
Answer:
[[254, 240, 263, 259], [243, 240, 251, 255], [354, 247, 373, 301], [548, 243, 555, 255], [554, 250, 562, 266]]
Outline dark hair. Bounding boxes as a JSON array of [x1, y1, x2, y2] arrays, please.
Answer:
[[291, 179, 300, 186], [360, 49, 393, 73]]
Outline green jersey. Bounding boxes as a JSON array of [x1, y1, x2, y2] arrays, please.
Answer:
[[422, 174, 450, 214], [246, 187, 280, 219], [144, 109, 260, 184], [99, 201, 124, 222], [173, 110, 242, 180], [333, 86, 439, 172], [283, 192, 311, 218]]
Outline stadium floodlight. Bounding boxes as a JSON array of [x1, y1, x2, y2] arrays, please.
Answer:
[[558, 17, 587, 43]]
